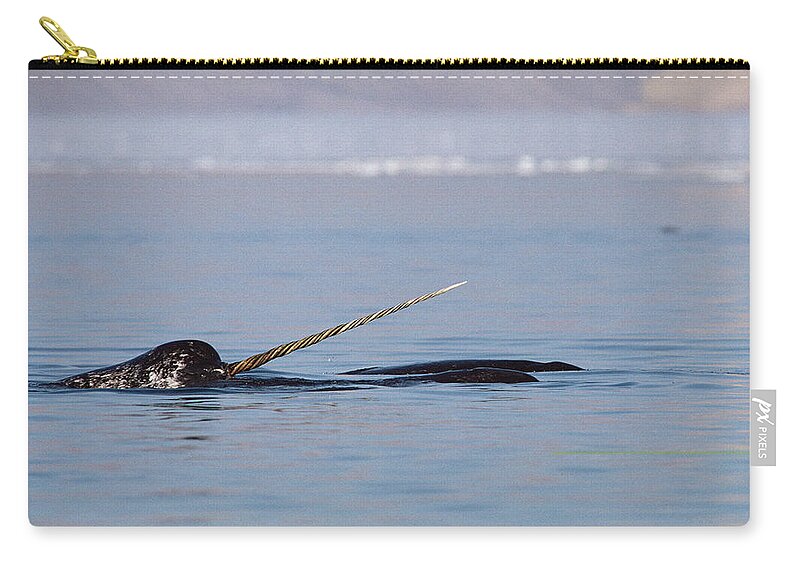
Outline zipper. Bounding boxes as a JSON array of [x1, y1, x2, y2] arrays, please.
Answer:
[[38, 17, 98, 65], [32, 16, 749, 70]]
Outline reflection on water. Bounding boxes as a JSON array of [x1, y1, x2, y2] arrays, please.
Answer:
[[29, 362, 748, 525]]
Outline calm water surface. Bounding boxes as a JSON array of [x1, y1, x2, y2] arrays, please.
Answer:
[[29, 109, 748, 525]]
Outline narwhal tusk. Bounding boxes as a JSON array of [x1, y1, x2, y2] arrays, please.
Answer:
[[226, 281, 467, 377]]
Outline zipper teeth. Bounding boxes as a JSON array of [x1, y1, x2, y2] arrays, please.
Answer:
[[34, 19, 748, 69], [87, 57, 747, 69]]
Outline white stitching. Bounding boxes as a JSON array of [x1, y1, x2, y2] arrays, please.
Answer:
[[29, 74, 751, 80]]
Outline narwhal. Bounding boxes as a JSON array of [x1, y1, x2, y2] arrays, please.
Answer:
[[58, 281, 582, 389]]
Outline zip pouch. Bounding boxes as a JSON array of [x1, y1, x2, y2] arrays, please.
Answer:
[[28, 17, 750, 526]]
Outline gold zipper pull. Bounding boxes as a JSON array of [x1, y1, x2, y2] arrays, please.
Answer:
[[39, 16, 98, 64]]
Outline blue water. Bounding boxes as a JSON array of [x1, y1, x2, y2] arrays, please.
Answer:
[[28, 98, 749, 525]]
